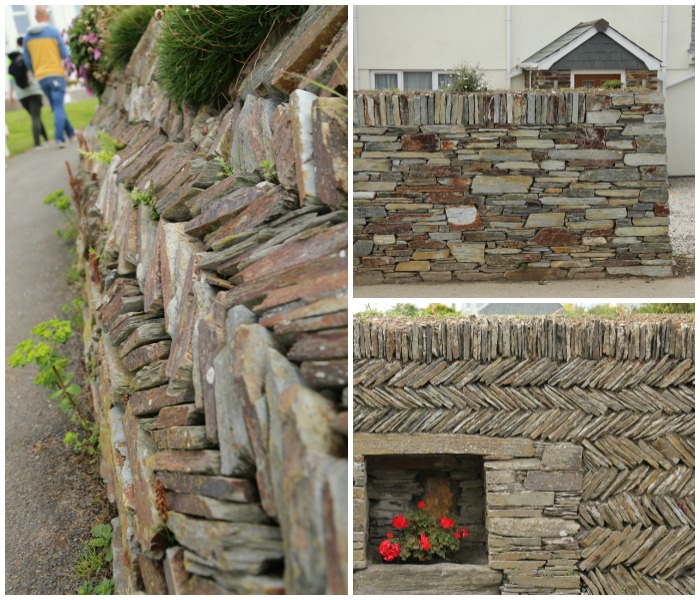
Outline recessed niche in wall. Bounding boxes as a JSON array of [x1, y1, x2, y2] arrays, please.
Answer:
[[366, 454, 487, 565]]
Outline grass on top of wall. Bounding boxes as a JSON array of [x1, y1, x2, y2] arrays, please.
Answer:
[[105, 5, 158, 71], [155, 4, 307, 107], [5, 97, 98, 156]]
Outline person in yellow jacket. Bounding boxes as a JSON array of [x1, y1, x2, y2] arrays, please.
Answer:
[[22, 6, 75, 148]]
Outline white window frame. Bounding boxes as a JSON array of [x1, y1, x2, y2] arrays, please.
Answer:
[[570, 69, 626, 88], [371, 70, 458, 91]]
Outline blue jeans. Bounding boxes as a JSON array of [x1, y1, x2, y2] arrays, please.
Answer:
[[39, 76, 75, 143]]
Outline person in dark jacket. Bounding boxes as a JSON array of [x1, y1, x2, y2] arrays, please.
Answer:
[[8, 38, 49, 150]]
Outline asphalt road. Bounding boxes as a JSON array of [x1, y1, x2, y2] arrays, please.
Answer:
[[4, 142, 100, 594]]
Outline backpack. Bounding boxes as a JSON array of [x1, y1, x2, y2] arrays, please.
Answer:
[[8, 53, 29, 89]]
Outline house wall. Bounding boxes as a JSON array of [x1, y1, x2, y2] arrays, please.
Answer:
[[353, 90, 672, 285], [356, 5, 695, 175], [353, 316, 695, 595], [666, 77, 696, 176]]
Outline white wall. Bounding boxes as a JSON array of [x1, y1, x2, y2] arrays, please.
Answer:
[[666, 77, 695, 176]]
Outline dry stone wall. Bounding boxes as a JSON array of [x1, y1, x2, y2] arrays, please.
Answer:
[[353, 316, 694, 595], [76, 6, 348, 594], [352, 90, 671, 284]]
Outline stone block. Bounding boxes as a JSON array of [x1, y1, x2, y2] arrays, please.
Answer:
[[472, 175, 532, 194], [541, 444, 582, 470], [586, 208, 627, 220], [524, 471, 582, 492], [606, 265, 673, 277], [623, 153, 667, 166], [585, 110, 621, 125], [508, 574, 580, 589], [549, 149, 622, 161], [412, 250, 450, 260], [489, 492, 555, 507], [615, 226, 669, 237], [395, 261, 430, 272], [448, 242, 485, 263], [488, 517, 579, 538], [446, 206, 482, 230], [578, 168, 640, 182], [524, 213, 565, 228]]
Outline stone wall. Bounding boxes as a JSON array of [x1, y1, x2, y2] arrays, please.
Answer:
[[76, 6, 348, 594], [352, 90, 671, 284], [353, 316, 694, 595]]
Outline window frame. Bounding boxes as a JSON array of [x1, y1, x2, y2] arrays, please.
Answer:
[[570, 69, 626, 88], [371, 70, 458, 91]]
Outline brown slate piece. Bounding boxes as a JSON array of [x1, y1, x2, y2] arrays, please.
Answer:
[[156, 471, 258, 503], [118, 320, 168, 358], [312, 97, 348, 209], [152, 426, 216, 451], [164, 492, 270, 523], [300, 359, 348, 388], [270, 103, 297, 189], [287, 328, 348, 361], [149, 404, 203, 430], [149, 450, 221, 474], [122, 340, 171, 373], [129, 384, 193, 417], [137, 554, 169, 595]]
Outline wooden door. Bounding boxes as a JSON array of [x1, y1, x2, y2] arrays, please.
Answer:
[[574, 73, 621, 88]]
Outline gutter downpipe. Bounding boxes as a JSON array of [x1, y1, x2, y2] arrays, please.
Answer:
[[506, 5, 512, 89], [353, 5, 359, 90], [661, 5, 669, 96]]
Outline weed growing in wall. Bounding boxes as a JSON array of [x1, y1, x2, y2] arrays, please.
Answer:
[[154, 5, 307, 106], [129, 184, 159, 220], [43, 189, 78, 241], [74, 524, 114, 594], [80, 131, 125, 165]]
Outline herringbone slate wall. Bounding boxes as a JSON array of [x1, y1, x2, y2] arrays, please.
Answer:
[[353, 316, 694, 595]]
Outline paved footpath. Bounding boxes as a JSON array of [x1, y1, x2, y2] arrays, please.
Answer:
[[5, 143, 101, 594]]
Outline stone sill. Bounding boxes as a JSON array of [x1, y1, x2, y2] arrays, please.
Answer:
[[353, 563, 502, 595]]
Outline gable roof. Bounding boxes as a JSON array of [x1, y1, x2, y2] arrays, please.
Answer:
[[519, 18, 661, 70]]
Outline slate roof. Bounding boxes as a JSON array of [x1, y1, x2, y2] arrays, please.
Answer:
[[521, 18, 660, 68]]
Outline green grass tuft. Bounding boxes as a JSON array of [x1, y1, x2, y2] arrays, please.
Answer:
[[105, 5, 158, 71], [155, 5, 307, 107]]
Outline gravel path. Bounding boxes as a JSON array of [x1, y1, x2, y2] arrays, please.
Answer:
[[5, 143, 106, 595], [668, 176, 695, 258]]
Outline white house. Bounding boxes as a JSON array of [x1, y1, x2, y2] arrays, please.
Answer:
[[5, 5, 80, 51], [354, 5, 695, 176]]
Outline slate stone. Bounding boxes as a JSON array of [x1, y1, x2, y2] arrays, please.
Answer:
[[129, 384, 193, 417], [488, 517, 579, 538], [312, 97, 348, 208], [156, 472, 258, 503], [448, 242, 485, 263], [150, 450, 222, 474], [353, 240, 374, 257], [165, 492, 270, 523], [525, 471, 583, 492], [472, 175, 532, 194]]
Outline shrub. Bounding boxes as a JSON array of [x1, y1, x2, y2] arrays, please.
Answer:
[[105, 5, 157, 71], [66, 6, 115, 96], [602, 79, 624, 89], [154, 5, 307, 107], [447, 61, 487, 92]]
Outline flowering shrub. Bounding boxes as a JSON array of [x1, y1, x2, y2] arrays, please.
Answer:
[[66, 6, 114, 96], [378, 500, 469, 562]]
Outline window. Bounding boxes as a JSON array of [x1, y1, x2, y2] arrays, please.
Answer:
[[12, 5, 31, 37], [438, 73, 456, 90], [374, 72, 398, 90], [371, 70, 457, 91], [403, 71, 432, 90]]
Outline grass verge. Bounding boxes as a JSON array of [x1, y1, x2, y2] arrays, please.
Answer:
[[5, 97, 98, 156]]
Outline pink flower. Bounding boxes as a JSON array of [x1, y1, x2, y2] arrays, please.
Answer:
[[419, 533, 430, 551], [392, 514, 408, 529], [93, 47, 102, 61]]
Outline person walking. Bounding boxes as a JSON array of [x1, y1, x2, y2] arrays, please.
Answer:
[[8, 37, 50, 151], [22, 6, 75, 148]]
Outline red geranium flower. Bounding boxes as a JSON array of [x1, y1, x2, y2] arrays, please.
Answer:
[[379, 539, 401, 561], [386, 532, 394, 538], [417, 501, 426, 509], [454, 531, 461, 539], [458, 527, 469, 538], [392, 514, 408, 529], [419, 533, 431, 551], [440, 517, 455, 529]]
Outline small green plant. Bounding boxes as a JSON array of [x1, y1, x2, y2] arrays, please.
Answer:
[[214, 153, 235, 178], [44, 189, 78, 240], [129, 185, 159, 220], [78, 578, 114, 595], [73, 524, 113, 591], [602, 79, 624, 89], [62, 298, 86, 332], [8, 319, 97, 454], [80, 131, 125, 165], [515, 261, 530, 272], [447, 61, 487, 92], [259, 159, 278, 183]]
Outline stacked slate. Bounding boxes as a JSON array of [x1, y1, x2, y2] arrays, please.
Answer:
[[79, 6, 348, 595], [353, 90, 672, 284], [353, 316, 694, 595]]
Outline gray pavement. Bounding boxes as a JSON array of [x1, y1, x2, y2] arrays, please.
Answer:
[[5, 142, 100, 594]]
